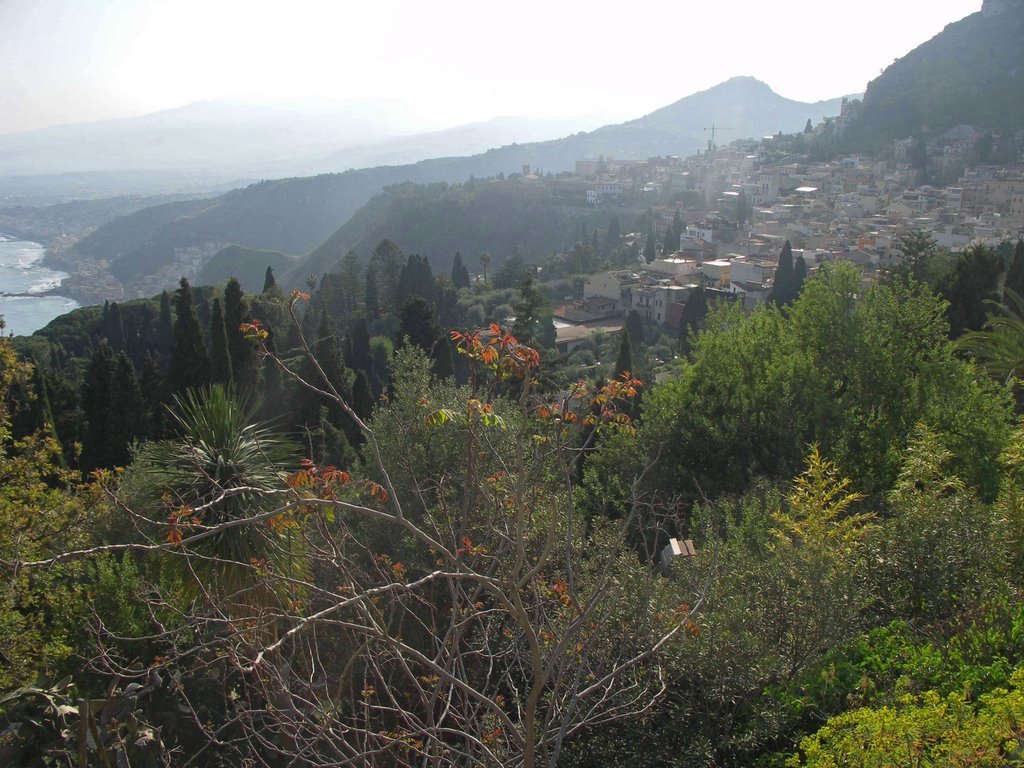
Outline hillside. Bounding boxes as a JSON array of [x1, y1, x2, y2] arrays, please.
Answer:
[[296, 180, 590, 281], [844, 0, 1024, 150], [199, 245, 294, 293], [78, 78, 845, 285]]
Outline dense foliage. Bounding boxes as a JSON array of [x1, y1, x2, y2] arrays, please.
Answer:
[[3, 240, 1024, 765]]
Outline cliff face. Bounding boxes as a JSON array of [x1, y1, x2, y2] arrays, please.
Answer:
[[844, 2, 1024, 150]]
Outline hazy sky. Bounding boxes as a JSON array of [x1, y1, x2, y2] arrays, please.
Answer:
[[1, 0, 983, 135]]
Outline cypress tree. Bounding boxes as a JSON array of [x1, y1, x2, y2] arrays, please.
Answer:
[[351, 369, 373, 424], [679, 286, 709, 356], [397, 297, 441, 354], [108, 352, 143, 466], [210, 298, 233, 385], [793, 254, 808, 298], [607, 216, 621, 252], [451, 252, 471, 289], [223, 278, 252, 389], [106, 301, 127, 354], [644, 231, 657, 263], [626, 309, 645, 348], [82, 341, 115, 471], [168, 277, 211, 395], [348, 317, 373, 377], [663, 227, 677, 255], [364, 266, 380, 318], [262, 266, 278, 295], [259, 329, 285, 423], [1005, 239, 1024, 299], [771, 241, 795, 307], [614, 331, 633, 378], [158, 290, 174, 356]]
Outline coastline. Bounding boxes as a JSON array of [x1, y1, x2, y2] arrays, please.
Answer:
[[0, 233, 82, 333]]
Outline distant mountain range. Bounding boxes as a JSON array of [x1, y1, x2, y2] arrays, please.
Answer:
[[0, 98, 614, 196], [71, 76, 848, 287], [844, 0, 1024, 150]]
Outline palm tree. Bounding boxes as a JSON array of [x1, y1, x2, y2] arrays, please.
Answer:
[[955, 287, 1024, 388], [134, 384, 305, 617]]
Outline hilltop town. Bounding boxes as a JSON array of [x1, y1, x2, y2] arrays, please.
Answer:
[[545, 119, 1024, 351]]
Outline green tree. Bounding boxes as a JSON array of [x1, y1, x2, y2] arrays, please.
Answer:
[[898, 229, 940, 283], [940, 243, 1004, 337], [451, 251, 471, 289], [1004, 238, 1024, 299], [132, 384, 304, 615], [625, 309, 645, 348], [81, 341, 116, 471], [770, 240, 796, 307], [678, 285, 709, 355], [643, 231, 657, 263], [338, 250, 363, 316], [614, 330, 633, 378], [223, 277, 253, 389], [262, 265, 278, 295], [210, 297, 232, 385], [168, 278, 211, 395], [511, 277, 556, 349]]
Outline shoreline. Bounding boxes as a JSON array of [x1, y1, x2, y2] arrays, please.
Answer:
[[0, 233, 82, 310]]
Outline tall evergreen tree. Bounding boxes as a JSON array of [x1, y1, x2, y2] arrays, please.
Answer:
[[81, 341, 115, 471], [210, 298, 232, 385], [339, 251, 363, 316], [223, 278, 253, 389], [626, 309, 645, 348], [168, 277, 211, 395], [398, 254, 438, 305], [140, 352, 166, 439], [511, 278, 556, 349], [940, 244, 1005, 337], [370, 239, 404, 309], [771, 240, 795, 307], [106, 301, 127, 354], [663, 227, 677, 255], [607, 216, 621, 252], [158, 290, 174, 356], [351, 369, 374, 424], [679, 285, 709, 356], [364, 265, 380, 318], [262, 266, 278, 295], [793, 254, 808, 298], [451, 252, 471, 289], [108, 352, 143, 466], [348, 317, 374, 378], [397, 297, 442, 357], [614, 331, 633, 378], [1005, 239, 1024, 299], [644, 231, 657, 263]]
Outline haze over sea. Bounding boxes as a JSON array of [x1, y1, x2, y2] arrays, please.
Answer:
[[0, 235, 80, 336]]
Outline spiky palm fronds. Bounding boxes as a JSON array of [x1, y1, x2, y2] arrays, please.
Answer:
[[136, 385, 306, 615], [956, 287, 1024, 386]]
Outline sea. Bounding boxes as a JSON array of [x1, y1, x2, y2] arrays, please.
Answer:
[[0, 234, 80, 336]]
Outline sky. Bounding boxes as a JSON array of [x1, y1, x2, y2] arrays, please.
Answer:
[[0, 0, 984, 136]]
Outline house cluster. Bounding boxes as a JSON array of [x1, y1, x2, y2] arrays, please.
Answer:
[[547, 131, 1024, 354]]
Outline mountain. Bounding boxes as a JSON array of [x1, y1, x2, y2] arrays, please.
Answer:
[[0, 97, 439, 180], [316, 114, 614, 172], [843, 0, 1024, 150], [74, 78, 847, 288]]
